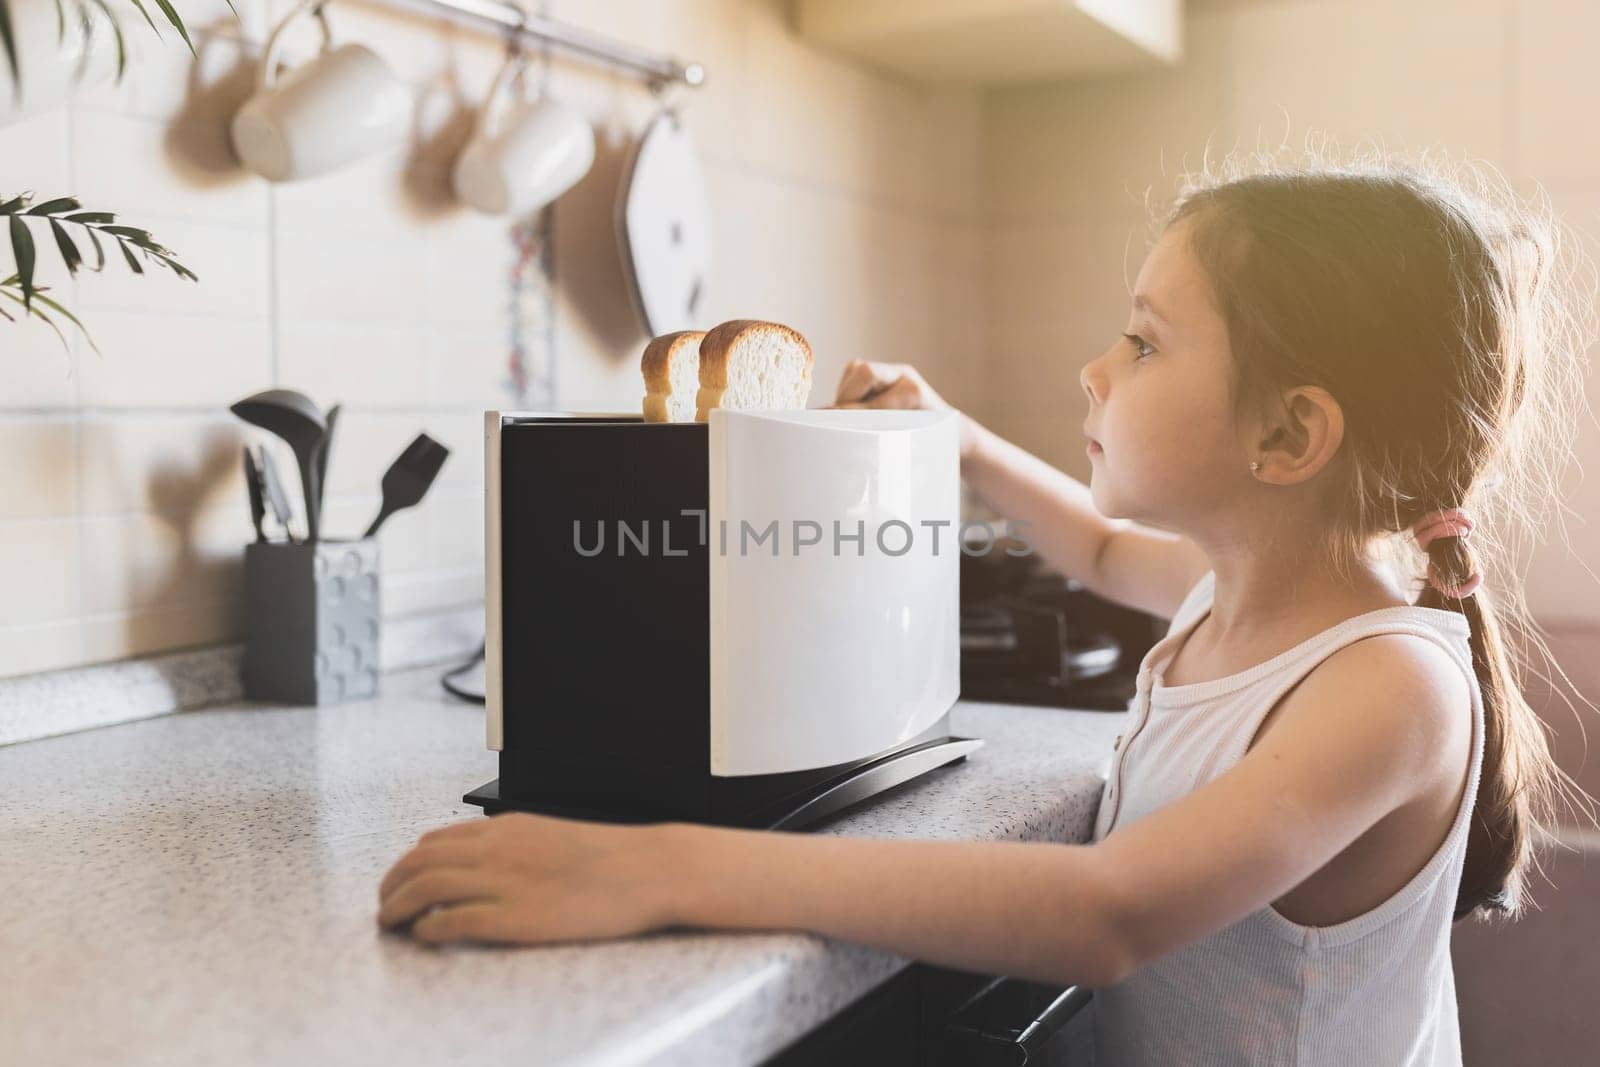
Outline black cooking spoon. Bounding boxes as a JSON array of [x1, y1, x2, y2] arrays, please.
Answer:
[[230, 389, 328, 542], [316, 402, 341, 520]]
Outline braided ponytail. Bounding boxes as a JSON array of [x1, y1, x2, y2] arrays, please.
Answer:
[[1414, 529, 1546, 917]]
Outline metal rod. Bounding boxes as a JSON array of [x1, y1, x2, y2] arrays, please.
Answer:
[[387, 0, 705, 88]]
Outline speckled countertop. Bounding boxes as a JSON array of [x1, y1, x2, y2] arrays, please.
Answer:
[[0, 664, 1123, 1067]]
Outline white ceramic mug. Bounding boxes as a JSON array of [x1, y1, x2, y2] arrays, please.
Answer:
[[230, 0, 411, 182], [451, 53, 594, 217], [0, 0, 118, 127]]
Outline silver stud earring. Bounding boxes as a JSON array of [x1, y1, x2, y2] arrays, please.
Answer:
[[1249, 460, 1263, 474]]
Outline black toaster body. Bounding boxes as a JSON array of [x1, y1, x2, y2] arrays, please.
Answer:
[[465, 413, 977, 830]]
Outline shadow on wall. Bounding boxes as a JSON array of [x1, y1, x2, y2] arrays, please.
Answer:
[[552, 114, 649, 362], [401, 65, 479, 220], [162, 24, 259, 188], [131, 423, 251, 652]]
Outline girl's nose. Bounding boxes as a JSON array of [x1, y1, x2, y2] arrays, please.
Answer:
[[1080, 354, 1106, 406]]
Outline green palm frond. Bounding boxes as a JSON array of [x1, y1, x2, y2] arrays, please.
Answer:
[[3, 192, 196, 351], [2, 1, 239, 351], [2, 0, 239, 93]]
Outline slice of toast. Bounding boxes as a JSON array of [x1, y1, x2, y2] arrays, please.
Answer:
[[695, 320, 813, 423], [641, 330, 706, 423]]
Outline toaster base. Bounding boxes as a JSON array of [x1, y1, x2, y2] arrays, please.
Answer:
[[462, 734, 983, 831]]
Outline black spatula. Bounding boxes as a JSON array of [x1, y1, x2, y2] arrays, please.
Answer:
[[362, 433, 450, 539]]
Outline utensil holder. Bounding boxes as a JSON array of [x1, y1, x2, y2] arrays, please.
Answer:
[[242, 538, 381, 705]]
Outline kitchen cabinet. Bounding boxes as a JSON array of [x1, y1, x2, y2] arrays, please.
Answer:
[[796, 0, 1182, 85], [769, 964, 1094, 1065]]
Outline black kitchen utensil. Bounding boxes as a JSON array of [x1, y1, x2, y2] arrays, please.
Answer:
[[362, 433, 449, 538], [315, 402, 341, 519], [257, 445, 298, 543], [242, 446, 267, 543], [229, 389, 328, 542]]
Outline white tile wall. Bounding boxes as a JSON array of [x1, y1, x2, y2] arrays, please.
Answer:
[[0, 0, 988, 682]]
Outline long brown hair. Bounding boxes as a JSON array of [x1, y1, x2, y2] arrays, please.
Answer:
[[1159, 148, 1596, 920]]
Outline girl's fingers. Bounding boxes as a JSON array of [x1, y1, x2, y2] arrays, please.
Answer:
[[378, 840, 484, 901], [835, 360, 898, 404], [876, 378, 922, 409], [832, 360, 868, 403], [410, 903, 512, 946], [377, 867, 500, 929]]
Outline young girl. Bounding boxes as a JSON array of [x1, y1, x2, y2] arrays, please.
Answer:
[[378, 156, 1590, 1063]]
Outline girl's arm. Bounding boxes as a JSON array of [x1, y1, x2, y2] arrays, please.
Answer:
[[959, 413, 1208, 620], [378, 635, 1468, 984], [668, 636, 1466, 984], [831, 360, 1207, 619]]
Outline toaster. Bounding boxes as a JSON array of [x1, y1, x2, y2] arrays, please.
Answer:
[[465, 407, 980, 830]]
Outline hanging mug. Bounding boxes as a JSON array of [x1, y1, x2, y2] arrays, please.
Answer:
[[230, 0, 412, 182], [451, 51, 594, 217]]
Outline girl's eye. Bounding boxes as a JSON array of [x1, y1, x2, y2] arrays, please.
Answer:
[[1122, 332, 1155, 359]]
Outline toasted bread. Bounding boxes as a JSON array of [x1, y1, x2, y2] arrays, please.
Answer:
[[694, 319, 813, 422], [640, 330, 706, 423]]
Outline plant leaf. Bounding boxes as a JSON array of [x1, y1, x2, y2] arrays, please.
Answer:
[[85, 0, 126, 81], [0, 287, 70, 350], [146, 250, 197, 282], [148, 0, 194, 55], [9, 215, 36, 310], [48, 219, 82, 275], [126, 0, 159, 37], [0, 195, 26, 215], [102, 224, 153, 241], [55, 0, 65, 43], [84, 227, 105, 270], [66, 211, 114, 224], [118, 239, 143, 274], [26, 284, 98, 354], [0, 0, 20, 97], [71, 5, 94, 81], [27, 196, 81, 216]]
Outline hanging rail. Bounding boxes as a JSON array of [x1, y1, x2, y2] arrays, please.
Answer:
[[388, 0, 706, 88]]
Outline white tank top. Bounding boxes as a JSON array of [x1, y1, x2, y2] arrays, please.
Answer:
[[1089, 570, 1483, 1066]]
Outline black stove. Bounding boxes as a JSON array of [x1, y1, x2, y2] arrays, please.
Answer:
[[960, 548, 1160, 711]]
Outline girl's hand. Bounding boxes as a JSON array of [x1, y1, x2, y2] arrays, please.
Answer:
[[376, 812, 678, 946], [831, 359, 952, 412], [832, 359, 982, 462]]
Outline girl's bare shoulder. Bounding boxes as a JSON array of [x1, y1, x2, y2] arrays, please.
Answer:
[[1266, 631, 1473, 785]]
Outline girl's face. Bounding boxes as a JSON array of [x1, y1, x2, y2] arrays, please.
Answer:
[[1079, 218, 1255, 530]]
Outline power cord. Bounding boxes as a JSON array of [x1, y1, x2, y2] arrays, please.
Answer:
[[441, 640, 487, 704]]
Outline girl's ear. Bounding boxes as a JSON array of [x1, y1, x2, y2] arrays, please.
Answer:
[[1253, 386, 1345, 485]]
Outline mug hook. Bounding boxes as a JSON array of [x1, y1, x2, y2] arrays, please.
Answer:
[[259, 0, 336, 92], [647, 74, 683, 116], [476, 47, 534, 142]]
